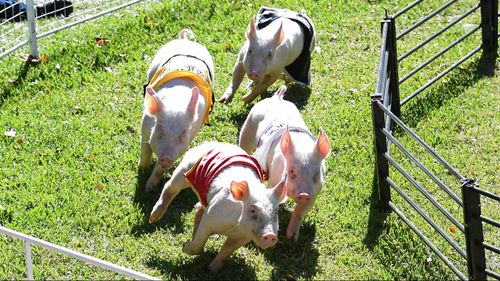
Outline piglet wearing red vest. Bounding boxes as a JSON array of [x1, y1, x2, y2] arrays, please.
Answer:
[[140, 29, 214, 191], [149, 142, 287, 273], [239, 85, 331, 241]]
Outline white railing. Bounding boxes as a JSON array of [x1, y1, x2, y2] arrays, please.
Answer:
[[0, 0, 145, 59], [0, 226, 160, 280]]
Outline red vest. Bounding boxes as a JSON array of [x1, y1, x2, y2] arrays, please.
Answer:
[[184, 147, 264, 207]]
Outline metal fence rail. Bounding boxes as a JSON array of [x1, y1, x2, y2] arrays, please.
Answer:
[[0, 226, 159, 280], [381, 0, 498, 118], [0, 0, 145, 60], [371, 1, 499, 280]]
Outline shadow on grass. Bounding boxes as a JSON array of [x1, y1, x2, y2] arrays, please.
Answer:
[[0, 62, 30, 108], [146, 250, 257, 280], [363, 167, 389, 249], [131, 166, 198, 236], [226, 83, 312, 141], [400, 53, 496, 128], [258, 83, 312, 110], [363, 169, 458, 279], [262, 207, 319, 279]]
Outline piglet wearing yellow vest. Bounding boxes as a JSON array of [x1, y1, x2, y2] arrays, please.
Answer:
[[140, 29, 215, 192]]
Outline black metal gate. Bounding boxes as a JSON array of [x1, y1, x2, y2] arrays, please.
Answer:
[[370, 0, 499, 280]]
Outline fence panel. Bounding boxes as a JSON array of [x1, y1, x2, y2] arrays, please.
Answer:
[[1, 0, 145, 59], [371, 0, 499, 280], [0, 226, 159, 280]]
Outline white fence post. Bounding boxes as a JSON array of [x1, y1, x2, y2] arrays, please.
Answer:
[[24, 240, 34, 280], [25, 0, 39, 59]]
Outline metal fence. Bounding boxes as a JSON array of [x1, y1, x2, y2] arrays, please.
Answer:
[[1, 0, 159, 279], [0, 226, 159, 280], [0, 0, 145, 60], [371, 0, 499, 280]]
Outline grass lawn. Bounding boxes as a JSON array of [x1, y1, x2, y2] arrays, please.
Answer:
[[0, 0, 498, 279]]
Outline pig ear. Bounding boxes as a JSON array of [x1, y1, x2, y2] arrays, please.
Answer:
[[272, 173, 288, 203], [187, 86, 199, 119], [230, 181, 249, 201], [280, 127, 295, 160], [144, 86, 162, 117], [274, 23, 284, 46], [314, 128, 331, 160], [274, 85, 287, 98], [246, 16, 257, 39]]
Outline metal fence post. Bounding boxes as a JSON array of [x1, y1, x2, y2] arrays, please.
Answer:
[[26, 0, 39, 59], [480, 0, 499, 56], [462, 178, 487, 280], [371, 94, 391, 209], [386, 16, 401, 118]]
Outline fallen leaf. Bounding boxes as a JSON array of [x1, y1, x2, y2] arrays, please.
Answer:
[[17, 138, 23, 144], [425, 256, 432, 266], [449, 225, 456, 233], [40, 54, 49, 63], [4, 128, 16, 137], [95, 37, 109, 46], [95, 183, 104, 190]]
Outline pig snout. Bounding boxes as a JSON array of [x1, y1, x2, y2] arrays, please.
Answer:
[[158, 156, 173, 169], [247, 71, 261, 81], [294, 192, 311, 204], [259, 232, 278, 248]]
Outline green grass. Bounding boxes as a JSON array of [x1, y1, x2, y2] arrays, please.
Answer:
[[0, 0, 498, 279]]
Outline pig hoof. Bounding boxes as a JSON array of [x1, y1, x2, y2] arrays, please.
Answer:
[[286, 225, 300, 242], [145, 183, 155, 192], [208, 260, 223, 273], [218, 92, 233, 104], [145, 177, 160, 192], [242, 90, 259, 104], [182, 241, 197, 255], [138, 160, 151, 171], [148, 209, 160, 223]]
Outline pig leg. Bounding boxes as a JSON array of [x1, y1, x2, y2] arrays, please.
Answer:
[[139, 142, 152, 170], [182, 214, 212, 255], [144, 163, 166, 192], [139, 115, 155, 170], [208, 235, 250, 273], [192, 202, 205, 239], [238, 118, 258, 154], [219, 59, 245, 104], [149, 163, 192, 223], [286, 202, 314, 242], [242, 71, 282, 103]]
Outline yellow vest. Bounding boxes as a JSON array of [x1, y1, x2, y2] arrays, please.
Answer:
[[147, 55, 214, 125]]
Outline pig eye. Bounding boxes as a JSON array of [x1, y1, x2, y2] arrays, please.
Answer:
[[267, 51, 272, 58], [313, 172, 320, 184], [248, 49, 253, 55], [249, 207, 258, 220], [177, 130, 186, 144]]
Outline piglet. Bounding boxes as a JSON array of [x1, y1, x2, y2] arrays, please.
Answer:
[[239, 85, 331, 241], [140, 29, 215, 191], [219, 7, 315, 104], [149, 142, 287, 273]]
